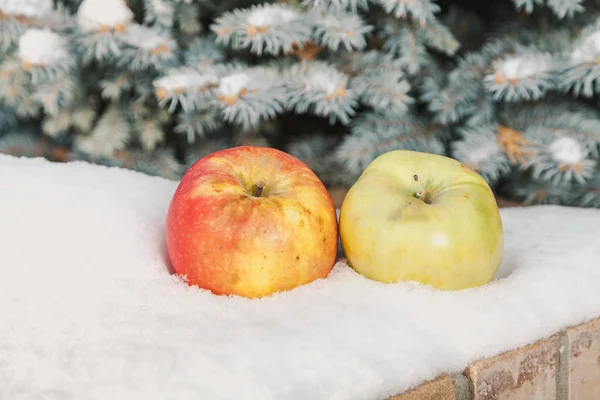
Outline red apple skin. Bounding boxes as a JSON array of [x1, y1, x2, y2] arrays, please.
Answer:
[[165, 146, 338, 298]]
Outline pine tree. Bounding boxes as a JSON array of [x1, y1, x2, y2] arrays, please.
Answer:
[[0, 0, 598, 207]]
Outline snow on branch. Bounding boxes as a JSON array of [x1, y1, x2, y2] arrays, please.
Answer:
[[17, 28, 74, 84], [428, 38, 527, 124], [154, 63, 289, 130], [334, 112, 446, 182], [153, 67, 221, 113], [117, 23, 179, 72], [484, 49, 557, 102], [310, 8, 373, 51], [285, 61, 358, 125], [76, 0, 133, 33], [213, 67, 287, 129], [0, 0, 70, 52], [211, 4, 311, 56], [376, 0, 440, 24], [494, 101, 600, 186], [0, 0, 54, 20], [511, 0, 584, 19], [559, 19, 600, 97], [301, 0, 370, 12], [525, 134, 597, 186]]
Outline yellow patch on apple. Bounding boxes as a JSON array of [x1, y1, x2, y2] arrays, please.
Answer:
[[339, 150, 504, 290]]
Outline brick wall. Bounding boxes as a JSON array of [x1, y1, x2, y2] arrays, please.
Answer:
[[388, 317, 600, 400]]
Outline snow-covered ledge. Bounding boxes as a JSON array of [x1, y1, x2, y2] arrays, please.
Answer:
[[1, 154, 599, 400]]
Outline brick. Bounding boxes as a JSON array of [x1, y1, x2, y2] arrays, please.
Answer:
[[388, 374, 457, 400], [566, 317, 600, 400], [465, 335, 559, 400]]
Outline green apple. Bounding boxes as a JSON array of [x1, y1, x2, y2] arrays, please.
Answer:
[[339, 150, 504, 290]]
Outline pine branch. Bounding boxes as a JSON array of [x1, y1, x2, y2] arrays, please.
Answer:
[[75, 103, 131, 157], [213, 66, 288, 129], [32, 74, 79, 117], [286, 132, 339, 181], [524, 134, 597, 186], [451, 124, 511, 184], [76, 0, 133, 33], [334, 112, 447, 182], [380, 19, 431, 75], [153, 66, 221, 113], [301, 0, 369, 12], [41, 104, 97, 138], [18, 31, 74, 85], [0, 129, 47, 158], [545, 0, 585, 19], [116, 23, 179, 72], [0, 106, 17, 133], [73, 147, 183, 179], [376, 0, 440, 24], [284, 61, 358, 125], [310, 7, 373, 51], [559, 18, 600, 97], [493, 101, 600, 187], [349, 68, 414, 113], [143, 0, 175, 31], [499, 171, 574, 206], [184, 37, 226, 66], [483, 48, 558, 102], [174, 2, 202, 36], [334, 50, 404, 77], [427, 37, 530, 124], [511, 0, 585, 19], [211, 3, 312, 56], [573, 172, 600, 208], [174, 105, 224, 143]]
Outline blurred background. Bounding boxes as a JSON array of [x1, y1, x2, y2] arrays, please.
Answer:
[[0, 0, 598, 208]]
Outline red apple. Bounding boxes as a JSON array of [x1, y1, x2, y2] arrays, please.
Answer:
[[165, 146, 339, 298]]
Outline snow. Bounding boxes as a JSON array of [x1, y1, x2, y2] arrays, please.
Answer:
[[218, 73, 251, 97], [120, 23, 169, 51], [1, 154, 600, 400], [153, 69, 219, 94], [0, 0, 53, 18], [494, 53, 554, 80], [245, 5, 300, 27], [572, 30, 600, 62], [549, 136, 587, 165], [18, 28, 69, 67], [76, 0, 134, 32]]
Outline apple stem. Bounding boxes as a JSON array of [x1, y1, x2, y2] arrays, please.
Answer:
[[253, 181, 266, 197], [416, 189, 432, 204]]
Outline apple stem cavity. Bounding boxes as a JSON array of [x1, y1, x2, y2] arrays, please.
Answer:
[[415, 189, 433, 205], [253, 181, 266, 197]]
